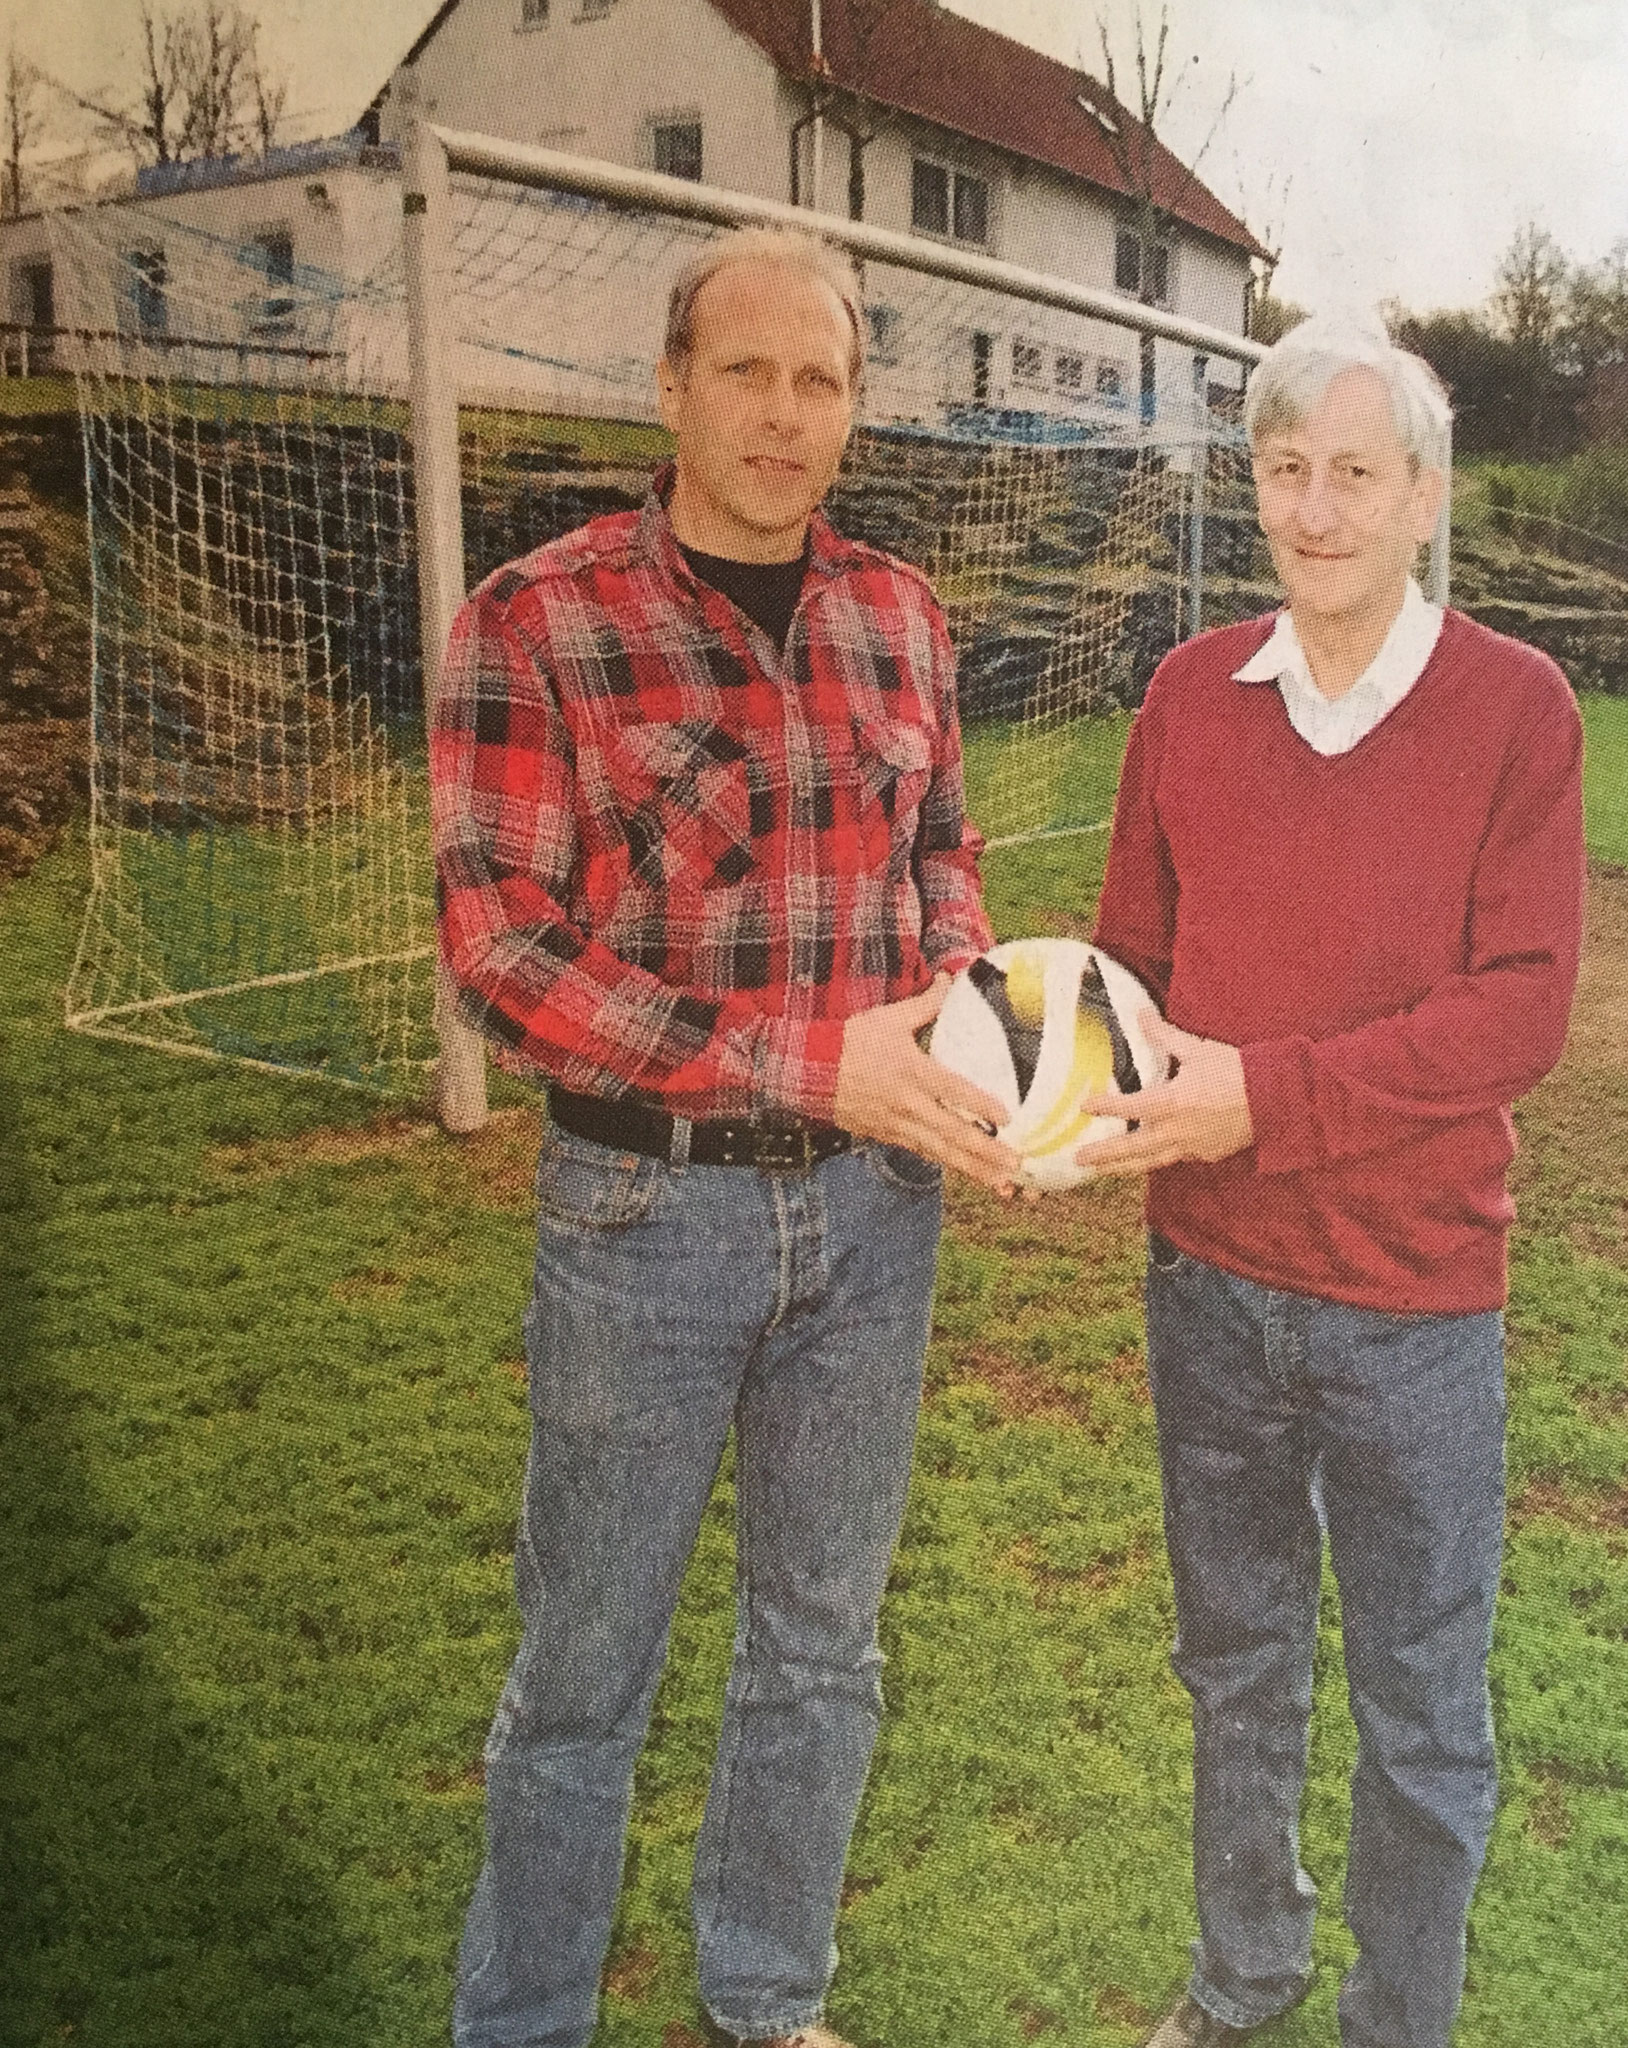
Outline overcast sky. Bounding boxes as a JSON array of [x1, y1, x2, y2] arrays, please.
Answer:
[[6, 0, 1625, 317]]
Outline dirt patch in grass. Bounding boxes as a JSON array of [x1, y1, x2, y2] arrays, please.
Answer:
[[954, 1344, 1086, 1427], [950, 1341, 1149, 1433], [1094, 1984, 1157, 2030], [1569, 863, 1628, 1071], [422, 1759, 485, 1797], [1513, 863, 1628, 1246], [212, 1112, 441, 1174], [1511, 1476, 1628, 1536], [1009, 1998, 1064, 2038], [1525, 1762, 1575, 1850], [213, 1104, 545, 1213], [603, 1939, 661, 2003], [944, 1171, 1144, 1264], [1002, 1534, 1150, 1605], [330, 1265, 409, 1303], [414, 1107, 544, 1211]]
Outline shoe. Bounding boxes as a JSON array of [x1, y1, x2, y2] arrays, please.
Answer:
[[728, 2028, 856, 2048], [1140, 1994, 1260, 2047]]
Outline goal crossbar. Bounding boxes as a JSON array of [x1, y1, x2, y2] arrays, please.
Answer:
[[427, 125, 1270, 370]]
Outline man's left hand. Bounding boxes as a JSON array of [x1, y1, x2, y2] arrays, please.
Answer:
[[1073, 1012, 1253, 1178]]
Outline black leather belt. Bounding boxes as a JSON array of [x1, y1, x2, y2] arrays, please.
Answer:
[[548, 1086, 852, 1172]]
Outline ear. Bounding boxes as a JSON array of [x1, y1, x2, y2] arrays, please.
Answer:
[[1409, 463, 1446, 545], [656, 357, 684, 434]]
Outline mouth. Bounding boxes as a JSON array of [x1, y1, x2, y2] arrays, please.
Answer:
[[743, 455, 805, 476]]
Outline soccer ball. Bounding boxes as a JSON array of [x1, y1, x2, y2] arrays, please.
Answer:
[[928, 938, 1168, 1192]]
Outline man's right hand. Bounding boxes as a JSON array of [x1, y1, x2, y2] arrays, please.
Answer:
[[833, 977, 1022, 1194]]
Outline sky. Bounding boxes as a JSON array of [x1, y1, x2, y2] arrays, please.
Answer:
[[5, 0, 1626, 317]]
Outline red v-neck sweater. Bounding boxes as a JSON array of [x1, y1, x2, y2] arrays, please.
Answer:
[[1093, 607, 1585, 1312]]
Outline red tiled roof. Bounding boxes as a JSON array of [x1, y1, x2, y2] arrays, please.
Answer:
[[710, 0, 1266, 257]]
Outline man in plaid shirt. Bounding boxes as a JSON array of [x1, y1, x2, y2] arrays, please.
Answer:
[[433, 228, 1016, 2048]]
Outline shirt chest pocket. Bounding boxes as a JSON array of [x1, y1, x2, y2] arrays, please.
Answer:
[[850, 715, 934, 875], [602, 718, 765, 890]]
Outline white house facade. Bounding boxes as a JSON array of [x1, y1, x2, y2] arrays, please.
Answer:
[[3, 0, 1263, 441]]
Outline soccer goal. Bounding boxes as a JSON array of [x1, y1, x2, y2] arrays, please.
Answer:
[[53, 121, 1286, 1125]]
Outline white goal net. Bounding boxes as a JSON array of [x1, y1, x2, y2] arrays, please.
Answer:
[[51, 130, 1266, 1097]]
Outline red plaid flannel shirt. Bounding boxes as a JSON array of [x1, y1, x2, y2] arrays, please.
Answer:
[[430, 469, 992, 1120]]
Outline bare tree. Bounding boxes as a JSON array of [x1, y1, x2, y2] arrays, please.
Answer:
[[67, 2, 286, 168], [2, 41, 45, 218], [247, 41, 287, 159], [1080, 4, 1237, 414], [1492, 222, 1571, 352], [1231, 155, 1289, 337], [796, 0, 916, 220]]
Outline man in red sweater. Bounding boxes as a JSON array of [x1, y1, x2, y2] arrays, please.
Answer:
[[1080, 317, 1585, 2048]]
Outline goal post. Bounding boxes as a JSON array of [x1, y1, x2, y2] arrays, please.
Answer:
[[404, 120, 491, 1133], [55, 117, 1446, 1121]]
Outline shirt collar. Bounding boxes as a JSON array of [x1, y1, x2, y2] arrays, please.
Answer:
[[1232, 577, 1443, 709], [634, 459, 858, 595]]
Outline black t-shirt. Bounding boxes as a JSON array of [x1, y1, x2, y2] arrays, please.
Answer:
[[679, 540, 810, 654]]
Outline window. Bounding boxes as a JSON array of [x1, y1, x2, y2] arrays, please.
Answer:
[[1012, 337, 1045, 387], [912, 160, 949, 238], [954, 173, 988, 246], [1096, 359, 1124, 400], [248, 227, 295, 335], [575, 0, 614, 19], [1114, 227, 1170, 306], [865, 303, 901, 366], [912, 157, 989, 246], [520, 0, 548, 21], [1055, 349, 1085, 395], [652, 119, 703, 182], [129, 246, 167, 335], [17, 259, 53, 331], [971, 330, 991, 404]]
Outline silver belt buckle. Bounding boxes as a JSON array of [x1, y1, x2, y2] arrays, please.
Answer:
[[753, 1113, 815, 1173]]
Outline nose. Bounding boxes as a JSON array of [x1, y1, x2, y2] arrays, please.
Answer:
[[1295, 466, 1340, 536], [756, 369, 800, 438]]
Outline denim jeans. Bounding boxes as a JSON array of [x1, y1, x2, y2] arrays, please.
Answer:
[[1144, 1236, 1505, 2048], [452, 1124, 943, 2048]]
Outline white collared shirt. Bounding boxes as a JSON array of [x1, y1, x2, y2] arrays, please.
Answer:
[[1231, 577, 1445, 756]]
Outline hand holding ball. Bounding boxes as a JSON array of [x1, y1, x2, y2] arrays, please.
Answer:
[[928, 939, 1168, 1191]]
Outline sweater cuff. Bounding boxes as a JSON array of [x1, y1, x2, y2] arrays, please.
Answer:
[[1241, 1037, 1320, 1175]]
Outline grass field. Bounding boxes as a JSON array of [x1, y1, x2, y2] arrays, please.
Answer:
[[1582, 692, 1628, 866], [3, 734, 1627, 2046]]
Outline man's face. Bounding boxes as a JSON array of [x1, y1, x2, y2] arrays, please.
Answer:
[[657, 258, 855, 563], [1252, 366, 1444, 635]]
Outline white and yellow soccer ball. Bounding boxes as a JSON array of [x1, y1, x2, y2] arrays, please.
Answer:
[[928, 938, 1168, 1192]]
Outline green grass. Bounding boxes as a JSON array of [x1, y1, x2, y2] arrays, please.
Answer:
[[1582, 691, 1628, 865], [0, 374, 76, 417], [4, 762, 1627, 2043], [1457, 451, 1628, 554]]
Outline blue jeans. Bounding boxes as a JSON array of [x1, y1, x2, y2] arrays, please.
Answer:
[[453, 1125, 943, 2048], [1144, 1236, 1505, 2048]]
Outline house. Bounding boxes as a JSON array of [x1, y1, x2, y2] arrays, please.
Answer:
[[4, 0, 1263, 429], [362, 0, 1265, 415]]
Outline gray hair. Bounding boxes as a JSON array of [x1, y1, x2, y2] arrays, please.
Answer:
[[1244, 312, 1452, 474], [664, 226, 866, 388]]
